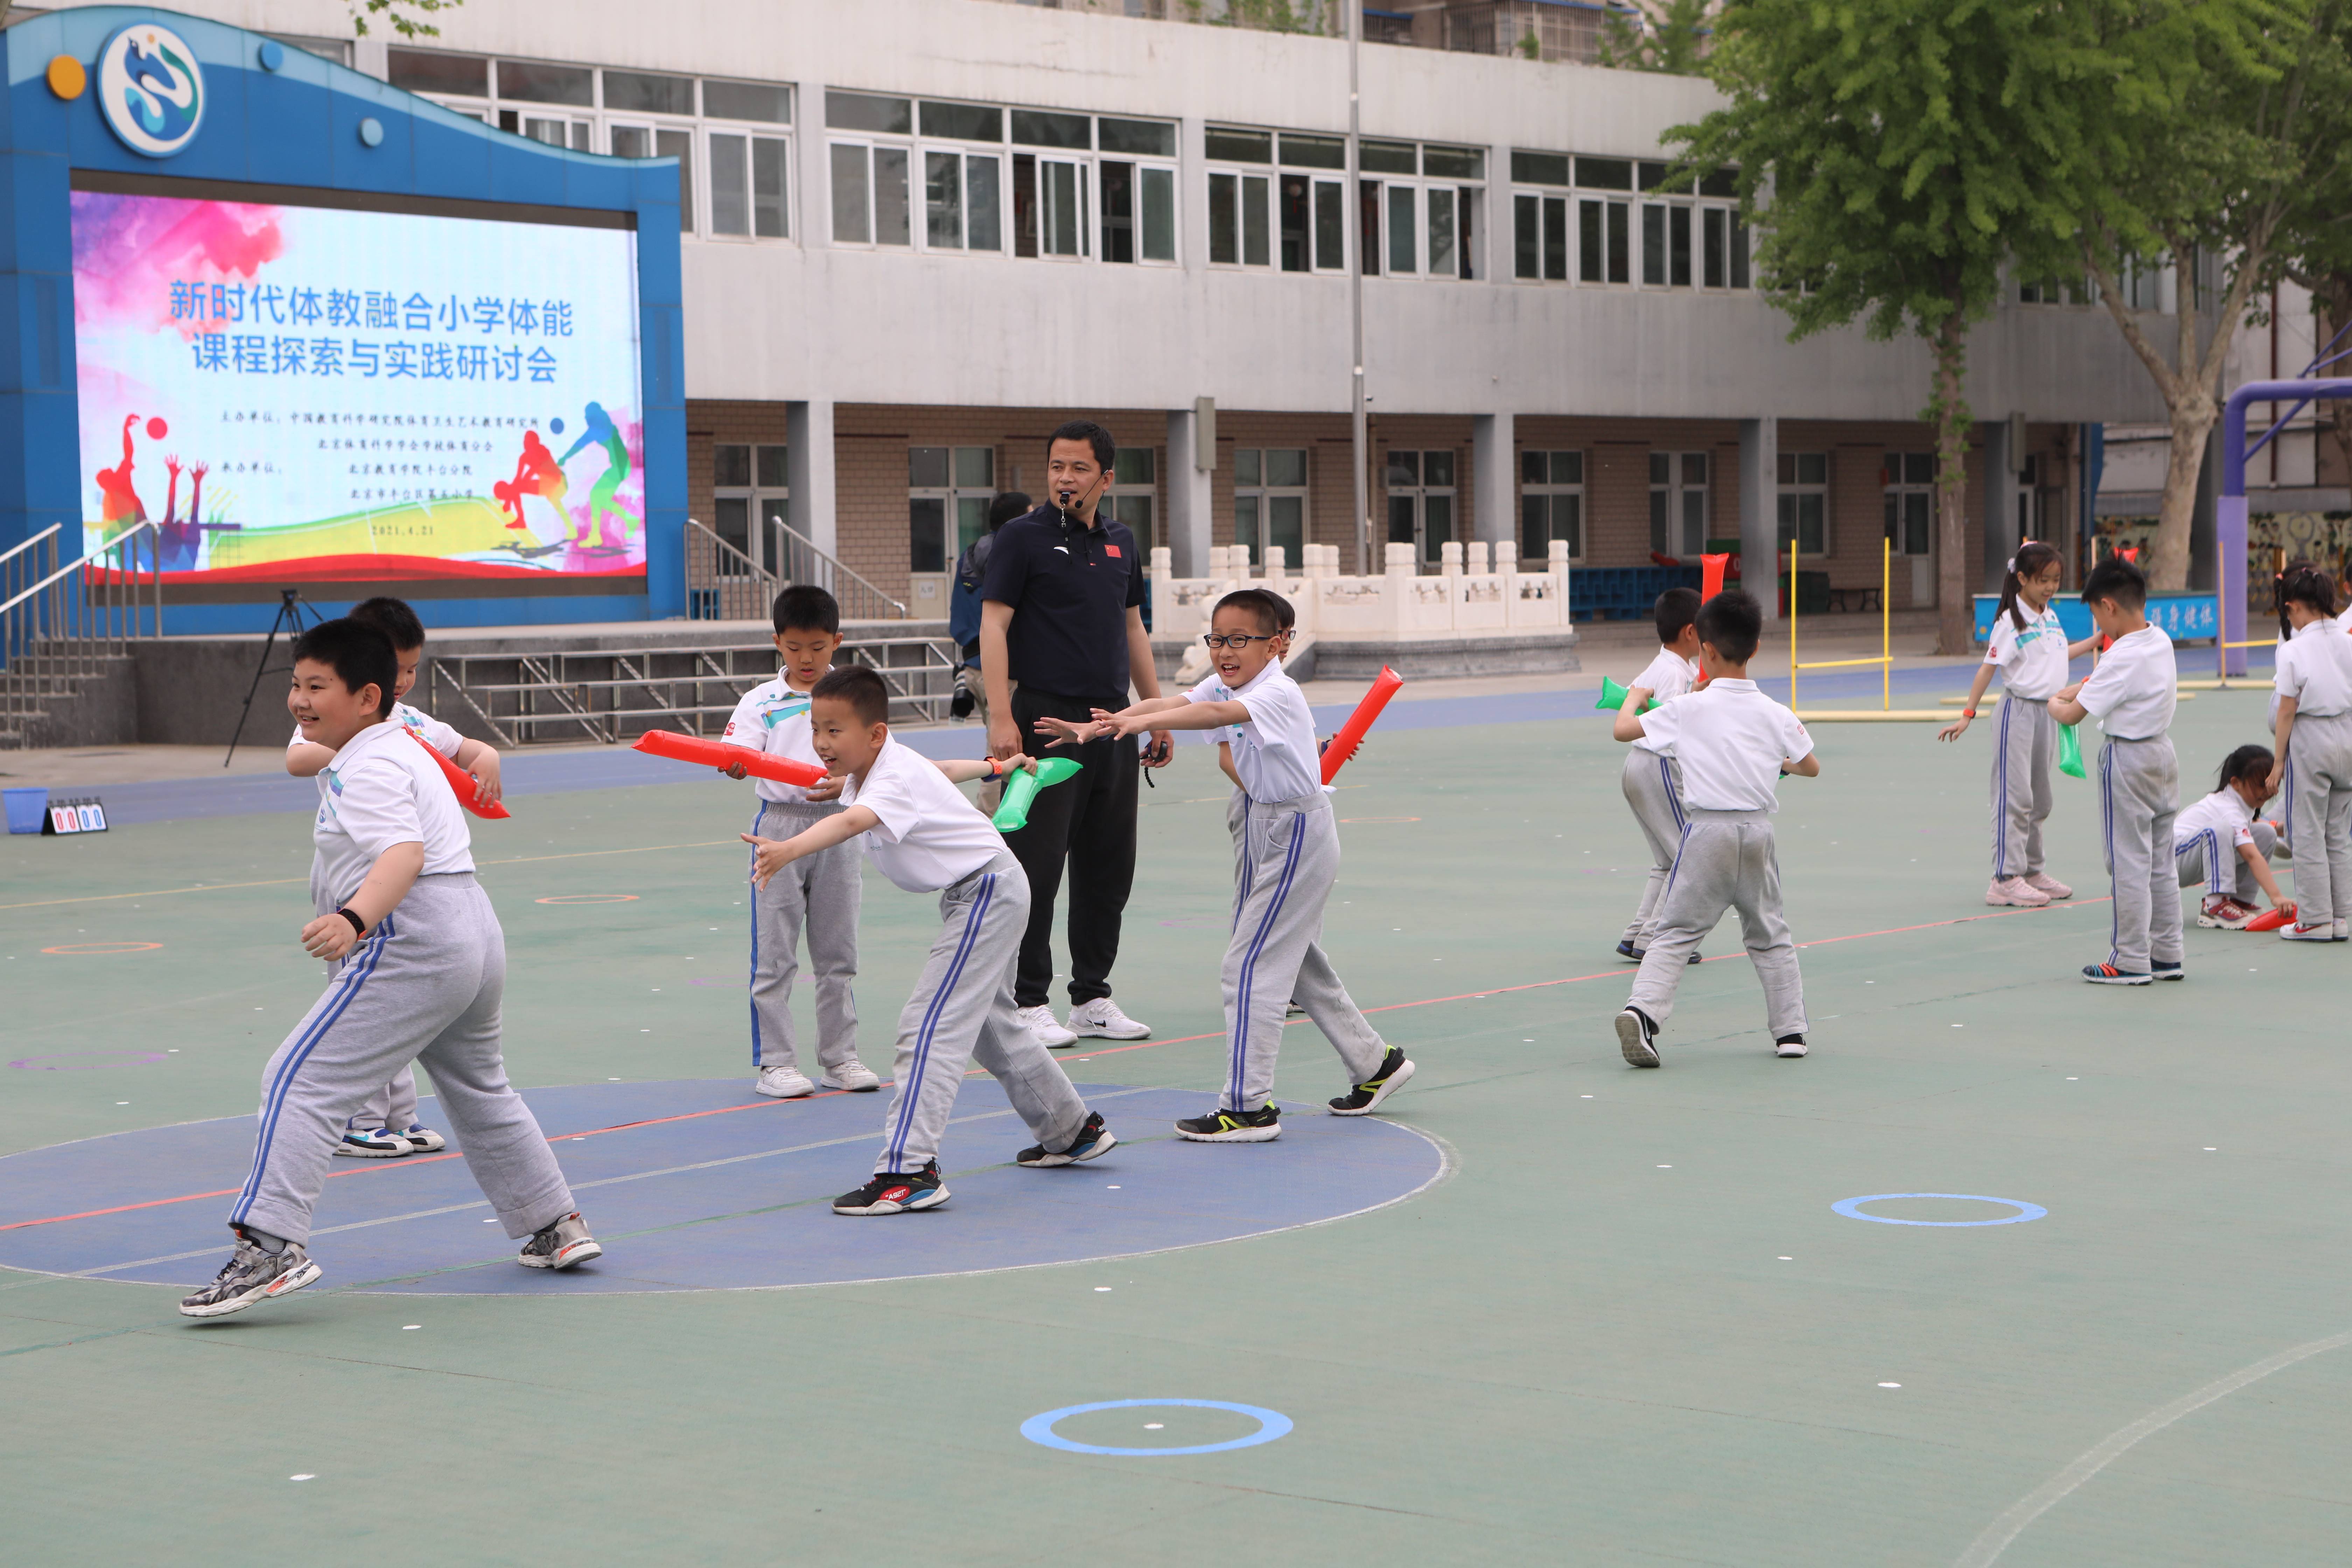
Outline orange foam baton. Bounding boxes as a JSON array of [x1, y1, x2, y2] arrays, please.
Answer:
[[404, 726, 511, 819], [1320, 666, 1404, 785], [633, 727, 827, 789], [1701, 552, 1731, 601]]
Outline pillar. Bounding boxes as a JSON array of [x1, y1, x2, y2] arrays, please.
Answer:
[[1980, 414, 2016, 593], [1471, 412, 1514, 548], [786, 400, 836, 556], [1737, 416, 1779, 622], [1166, 403, 1213, 578]]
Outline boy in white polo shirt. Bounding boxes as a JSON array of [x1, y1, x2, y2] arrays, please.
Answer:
[[1610, 589, 1819, 1068], [720, 585, 879, 1098], [182, 620, 597, 1318], [741, 666, 1115, 1214], [1037, 588, 1412, 1142], [2050, 557, 2182, 982], [2268, 565, 2352, 940], [1616, 586, 1703, 961]]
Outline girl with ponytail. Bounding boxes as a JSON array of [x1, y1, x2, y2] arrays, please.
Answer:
[[2267, 565, 2352, 940], [2173, 744, 2288, 927], [1938, 541, 2100, 906]]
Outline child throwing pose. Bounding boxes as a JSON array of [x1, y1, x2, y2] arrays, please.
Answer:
[[2175, 745, 2290, 927], [2268, 565, 2352, 941], [1616, 587, 1703, 960], [1939, 542, 2099, 907]]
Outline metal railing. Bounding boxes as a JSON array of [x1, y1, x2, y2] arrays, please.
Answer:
[[684, 515, 909, 623], [2, 522, 163, 747]]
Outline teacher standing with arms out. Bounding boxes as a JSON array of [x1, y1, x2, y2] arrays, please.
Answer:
[[980, 420, 1172, 1048]]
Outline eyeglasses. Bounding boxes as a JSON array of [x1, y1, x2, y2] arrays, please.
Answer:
[[1202, 632, 1276, 650]]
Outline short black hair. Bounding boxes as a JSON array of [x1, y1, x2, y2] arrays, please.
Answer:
[[2215, 743, 2275, 793], [810, 664, 888, 728], [1695, 588, 1763, 664], [292, 618, 397, 721], [2081, 555, 2147, 611], [1653, 586, 1701, 646], [987, 491, 1032, 531], [347, 595, 425, 653], [774, 584, 841, 636], [1045, 419, 1115, 471], [1212, 587, 1288, 636]]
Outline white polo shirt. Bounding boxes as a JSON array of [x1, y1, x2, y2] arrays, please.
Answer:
[[290, 699, 459, 759], [1632, 678, 1813, 813], [2075, 624, 2176, 740], [2276, 617, 2352, 718], [1627, 648, 1698, 756], [1187, 657, 1321, 802], [2174, 787, 2257, 854], [312, 719, 474, 908], [720, 672, 828, 805], [839, 736, 1004, 893], [1983, 602, 2071, 701]]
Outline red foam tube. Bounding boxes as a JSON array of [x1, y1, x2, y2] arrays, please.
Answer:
[[1701, 552, 1730, 602], [1320, 666, 1404, 785], [633, 727, 827, 788], [404, 727, 511, 819]]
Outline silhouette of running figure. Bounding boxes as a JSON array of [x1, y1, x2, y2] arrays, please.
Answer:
[[493, 430, 570, 537], [95, 415, 147, 535], [555, 402, 639, 551]]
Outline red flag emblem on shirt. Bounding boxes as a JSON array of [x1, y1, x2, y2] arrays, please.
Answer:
[[1106, 544, 1122, 557]]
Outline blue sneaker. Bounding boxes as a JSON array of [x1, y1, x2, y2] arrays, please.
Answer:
[[2151, 961, 2184, 981], [332, 1128, 414, 1157], [399, 1124, 447, 1153], [1017, 1111, 1118, 1167]]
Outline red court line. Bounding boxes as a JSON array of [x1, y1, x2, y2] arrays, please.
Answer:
[[0, 895, 2109, 1237]]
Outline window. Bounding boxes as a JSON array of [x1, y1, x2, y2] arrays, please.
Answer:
[[1521, 450, 1584, 560], [1386, 449, 1457, 566], [1777, 452, 1827, 557], [909, 447, 996, 576], [1513, 150, 1574, 284], [1635, 162, 1743, 290], [709, 133, 789, 238], [1358, 142, 1481, 280], [1105, 448, 1158, 555], [1233, 448, 1308, 566], [1883, 451, 1934, 557], [828, 93, 913, 248], [1650, 452, 1709, 557], [1207, 126, 1276, 269], [1580, 198, 1630, 284], [712, 444, 790, 576]]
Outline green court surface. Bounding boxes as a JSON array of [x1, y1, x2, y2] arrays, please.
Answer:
[[4, 689, 2347, 1566]]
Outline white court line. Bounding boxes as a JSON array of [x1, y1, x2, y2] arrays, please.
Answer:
[[1955, 1326, 2352, 1567]]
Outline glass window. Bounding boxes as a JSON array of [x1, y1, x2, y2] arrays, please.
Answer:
[[1580, 199, 1631, 284], [1280, 133, 1346, 170], [1650, 451, 1709, 556], [1139, 167, 1174, 262], [1102, 162, 1136, 262], [1362, 139, 1418, 175], [752, 138, 789, 239], [1423, 145, 1484, 180], [1577, 156, 1634, 190], [1100, 117, 1177, 157], [1701, 168, 1739, 198], [610, 127, 650, 159], [658, 128, 694, 232], [710, 134, 750, 236], [1642, 205, 1666, 286], [1512, 150, 1570, 187], [1206, 126, 1273, 163], [926, 150, 966, 248], [1703, 208, 1728, 288], [827, 91, 912, 134], [1731, 217, 1750, 289], [1233, 448, 1308, 566], [1042, 159, 1087, 257], [389, 49, 487, 96], [604, 70, 694, 116], [1428, 188, 1457, 279], [1314, 178, 1344, 271], [875, 149, 910, 246], [496, 61, 592, 106], [1670, 206, 1692, 287], [703, 80, 791, 124], [922, 102, 1002, 142], [1777, 451, 1828, 556], [1210, 173, 1240, 265], [831, 144, 871, 244], [1884, 453, 1933, 556], [1389, 186, 1418, 274], [969, 156, 1002, 252], [1107, 447, 1158, 555], [1012, 109, 1091, 148], [1388, 450, 1456, 566], [1521, 449, 1584, 561], [910, 447, 995, 575], [713, 444, 791, 575]]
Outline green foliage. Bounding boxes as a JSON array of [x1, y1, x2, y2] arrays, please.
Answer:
[[1519, 29, 1541, 60], [1599, 0, 1712, 75], [1220, 0, 1324, 33], [349, 0, 461, 40]]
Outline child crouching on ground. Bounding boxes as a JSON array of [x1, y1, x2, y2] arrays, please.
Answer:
[[2175, 744, 2290, 927]]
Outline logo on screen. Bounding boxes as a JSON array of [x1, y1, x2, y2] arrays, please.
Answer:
[[96, 24, 205, 159]]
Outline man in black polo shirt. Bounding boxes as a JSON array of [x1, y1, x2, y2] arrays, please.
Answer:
[[979, 420, 1172, 1048]]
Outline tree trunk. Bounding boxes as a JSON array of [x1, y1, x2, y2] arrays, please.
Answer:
[[1932, 307, 1973, 656], [2313, 277, 2352, 503], [2147, 391, 2216, 590]]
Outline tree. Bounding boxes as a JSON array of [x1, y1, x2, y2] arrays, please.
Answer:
[[1669, 0, 2099, 653], [2062, 0, 2326, 590], [1599, 0, 1714, 75], [2255, 5, 2352, 507], [349, 0, 463, 39]]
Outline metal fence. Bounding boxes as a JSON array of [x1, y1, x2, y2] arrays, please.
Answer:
[[685, 516, 909, 623], [1, 522, 163, 747]]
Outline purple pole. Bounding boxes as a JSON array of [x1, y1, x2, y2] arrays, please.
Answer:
[[2218, 379, 2352, 676]]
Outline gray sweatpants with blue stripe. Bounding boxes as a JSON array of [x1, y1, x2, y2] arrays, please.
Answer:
[[2176, 819, 2279, 901], [307, 856, 422, 1138], [1627, 810, 1808, 1040], [1221, 792, 1387, 1113], [1991, 696, 2057, 880], [2284, 710, 2352, 926], [232, 874, 576, 1246], [873, 850, 1087, 1176], [749, 800, 862, 1075], [1620, 748, 1686, 948], [2100, 736, 2183, 972]]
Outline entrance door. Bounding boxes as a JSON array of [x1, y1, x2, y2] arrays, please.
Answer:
[[1385, 449, 1457, 567], [1883, 450, 1935, 604]]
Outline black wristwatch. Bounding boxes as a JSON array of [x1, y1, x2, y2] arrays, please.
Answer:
[[335, 906, 367, 937]]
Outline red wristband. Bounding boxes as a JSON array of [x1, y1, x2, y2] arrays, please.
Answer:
[[1962, 707, 1977, 719]]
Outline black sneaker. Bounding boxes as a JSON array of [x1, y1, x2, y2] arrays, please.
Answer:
[[1017, 1111, 1118, 1167], [178, 1228, 323, 1319], [1174, 1104, 1282, 1143], [2151, 961, 2184, 981], [1775, 1034, 1808, 1058], [1329, 1046, 1416, 1115], [1615, 938, 1640, 960], [1615, 1007, 1661, 1068], [833, 1162, 948, 1214], [517, 1212, 602, 1269]]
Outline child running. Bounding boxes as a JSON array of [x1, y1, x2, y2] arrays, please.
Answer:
[[720, 586, 879, 1098], [1938, 542, 2099, 907], [2175, 745, 2290, 928], [285, 596, 500, 1160], [2050, 557, 2182, 983], [2268, 564, 2352, 942], [1610, 589, 1818, 1068], [1039, 588, 1413, 1141], [741, 667, 1116, 1214], [183, 620, 597, 1318], [1616, 586, 1703, 960]]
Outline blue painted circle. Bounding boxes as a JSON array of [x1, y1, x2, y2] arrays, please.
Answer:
[[357, 117, 385, 148], [550, 417, 565, 435], [1021, 1399, 1293, 1456], [1833, 1193, 2047, 1227], [0, 1080, 1443, 1295], [257, 40, 284, 71]]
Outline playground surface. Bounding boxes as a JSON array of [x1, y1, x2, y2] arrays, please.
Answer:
[[4, 667, 2346, 1566]]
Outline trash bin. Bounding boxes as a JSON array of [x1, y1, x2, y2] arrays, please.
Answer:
[[5, 786, 48, 835]]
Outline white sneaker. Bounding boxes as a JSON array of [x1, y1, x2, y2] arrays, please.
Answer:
[[1069, 997, 1151, 1040], [1986, 877, 2050, 908], [1015, 1005, 1077, 1049], [755, 1065, 815, 1098], [2280, 922, 2334, 942], [2336, 919, 2349, 942], [821, 1059, 881, 1092], [2022, 871, 2073, 900]]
